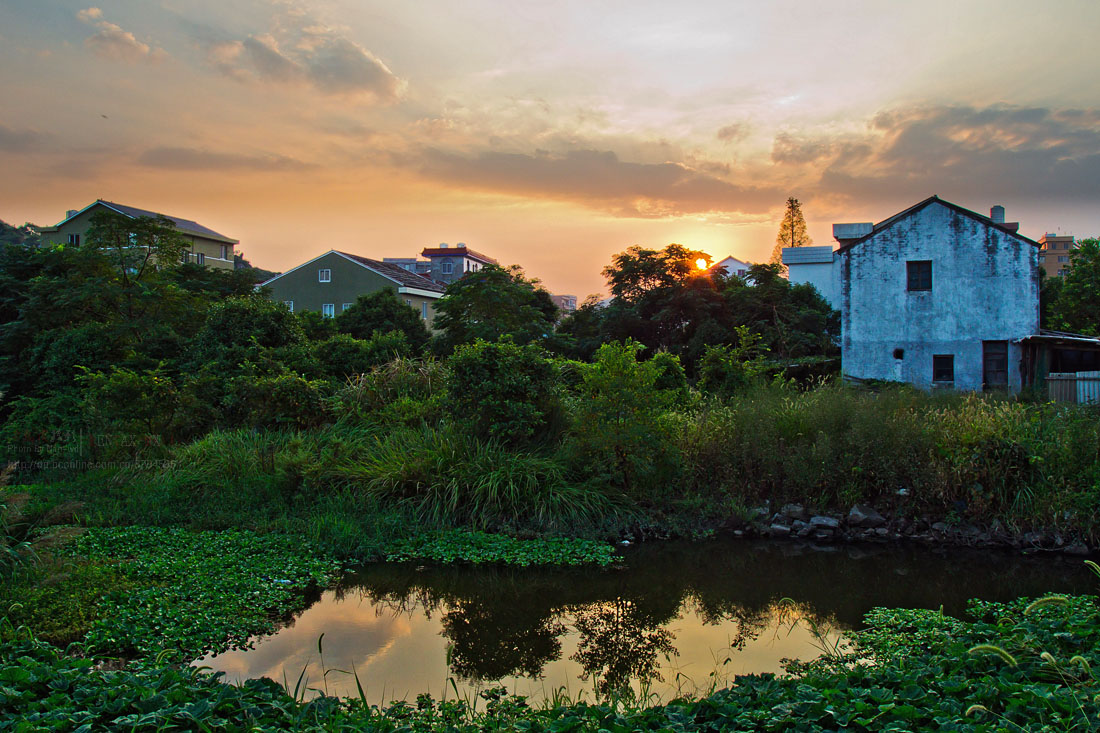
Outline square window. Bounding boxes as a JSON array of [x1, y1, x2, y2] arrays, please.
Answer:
[[322, 303, 335, 318], [284, 300, 294, 312], [907, 261, 932, 291], [932, 354, 954, 382], [318, 268, 331, 282], [441, 262, 454, 275], [342, 303, 353, 312], [68, 233, 80, 245]]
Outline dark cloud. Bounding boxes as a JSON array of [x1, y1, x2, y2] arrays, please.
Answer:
[[0, 123, 45, 152], [775, 104, 1100, 205], [417, 148, 778, 217], [137, 147, 311, 171], [77, 7, 166, 64], [716, 123, 750, 143], [206, 26, 402, 101]]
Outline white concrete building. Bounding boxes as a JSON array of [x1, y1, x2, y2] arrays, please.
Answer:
[[781, 245, 838, 308], [789, 196, 1039, 391]]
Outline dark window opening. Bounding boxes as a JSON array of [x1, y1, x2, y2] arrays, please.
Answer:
[[893, 348, 905, 360], [933, 354, 954, 382], [907, 260, 932, 291]]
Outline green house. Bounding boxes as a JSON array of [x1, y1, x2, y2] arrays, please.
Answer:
[[260, 250, 444, 327]]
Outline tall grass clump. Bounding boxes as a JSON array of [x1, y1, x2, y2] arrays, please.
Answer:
[[672, 382, 932, 509], [332, 425, 611, 532], [671, 381, 1100, 537]]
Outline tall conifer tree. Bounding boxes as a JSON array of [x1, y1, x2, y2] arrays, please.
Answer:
[[770, 197, 813, 266]]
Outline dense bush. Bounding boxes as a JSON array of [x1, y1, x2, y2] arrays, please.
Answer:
[[563, 341, 679, 500], [445, 339, 560, 446]]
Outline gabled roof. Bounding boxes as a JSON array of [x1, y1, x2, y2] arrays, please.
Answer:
[[337, 251, 444, 292], [420, 245, 498, 264], [258, 250, 444, 294], [47, 199, 238, 244], [835, 196, 1039, 255]]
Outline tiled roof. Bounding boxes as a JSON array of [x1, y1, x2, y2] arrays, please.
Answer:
[[337, 252, 445, 292], [420, 245, 498, 264], [95, 200, 238, 243]]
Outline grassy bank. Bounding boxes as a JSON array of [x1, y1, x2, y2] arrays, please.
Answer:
[[12, 380, 1100, 556]]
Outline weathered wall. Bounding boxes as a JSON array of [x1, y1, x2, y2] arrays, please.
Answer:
[[839, 201, 1038, 391]]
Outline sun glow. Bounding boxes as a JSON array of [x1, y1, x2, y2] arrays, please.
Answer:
[[695, 258, 708, 270]]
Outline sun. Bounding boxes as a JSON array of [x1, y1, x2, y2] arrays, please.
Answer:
[[695, 258, 708, 270]]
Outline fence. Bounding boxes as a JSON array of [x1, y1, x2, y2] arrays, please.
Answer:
[[1047, 371, 1100, 404]]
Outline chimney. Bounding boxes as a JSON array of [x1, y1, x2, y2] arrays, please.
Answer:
[[438, 242, 449, 248], [456, 242, 466, 248], [66, 209, 78, 218], [990, 205, 1005, 224]]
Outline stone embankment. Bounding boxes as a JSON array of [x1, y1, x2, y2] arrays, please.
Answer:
[[735, 502, 1092, 556]]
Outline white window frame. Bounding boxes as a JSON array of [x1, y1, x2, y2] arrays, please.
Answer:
[[441, 262, 453, 275], [196, 252, 205, 266], [342, 303, 353, 312], [318, 268, 332, 282], [284, 300, 294, 312], [422, 302, 428, 319], [322, 303, 335, 318]]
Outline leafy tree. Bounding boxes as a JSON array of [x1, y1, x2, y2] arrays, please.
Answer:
[[770, 196, 813, 266], [603, 244, 711, 302], [432, 264, 557, 351], [1050, 238, 1100, 335], [335, 290, 431, 351]]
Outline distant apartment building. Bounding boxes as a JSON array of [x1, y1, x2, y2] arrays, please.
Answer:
[[420, 243, 498, 285], [550, 294, 577, 313], [38, 199, 237, 270], [1037, 233, 1075, 278]]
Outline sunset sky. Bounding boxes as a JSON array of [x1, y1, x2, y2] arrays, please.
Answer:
[[2, 1, 1098, 297]]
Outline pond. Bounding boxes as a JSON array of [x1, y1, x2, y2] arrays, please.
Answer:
[[198, 539, 1096, 703]]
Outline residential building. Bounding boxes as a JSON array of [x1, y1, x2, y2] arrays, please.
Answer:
[[38, 199, 237, 270], [788, 196, 1039, 392], [419, 243, 498, 285], [551, 294, 577, 314], [780, 246, 838, 308], [260, 250, 444, 326], [1037, 233, 1075, 278], [712, 255, 753, 279]]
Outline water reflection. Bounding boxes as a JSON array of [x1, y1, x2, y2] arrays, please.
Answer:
[[200, 540, 1094, 702]]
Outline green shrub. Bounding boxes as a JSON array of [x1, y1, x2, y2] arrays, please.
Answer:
[[328, 357, 447, 427], [315, 331, 410, 380], [563, 340, 678, 500], [445, 339, 560, 447]]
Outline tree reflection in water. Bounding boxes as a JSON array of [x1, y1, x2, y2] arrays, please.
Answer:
[[441, 600, 566, 681], [569, 597, 676, 697]]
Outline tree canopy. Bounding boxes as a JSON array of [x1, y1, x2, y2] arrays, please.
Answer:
[[432, 264, 557, 351], [335, 289, 431, 351], [1048, 238, 1100, 335]]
